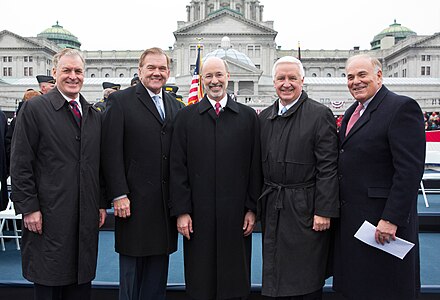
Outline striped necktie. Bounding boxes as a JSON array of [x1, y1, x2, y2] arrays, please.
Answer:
[[69, 100, 81, 127]]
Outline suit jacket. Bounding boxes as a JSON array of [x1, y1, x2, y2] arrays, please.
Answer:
[[333, 85, 425, 300], [11, 87, 104, 285], [101, 83, 184, 256]]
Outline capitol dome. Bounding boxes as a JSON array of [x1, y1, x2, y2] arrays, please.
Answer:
[[370, 20, 416, 50], [204, 36, 256, 68], [37, 21, 81, 49]]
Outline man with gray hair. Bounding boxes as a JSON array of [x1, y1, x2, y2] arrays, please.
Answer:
[[11, 48, 107, 300], [333, 54, 425, 300], [259, 56, 339, 299]]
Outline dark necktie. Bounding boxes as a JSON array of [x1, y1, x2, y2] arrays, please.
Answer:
[[215, 102, 221, 116], [345, 103, 364, 136], [69, 100, 81, 127]]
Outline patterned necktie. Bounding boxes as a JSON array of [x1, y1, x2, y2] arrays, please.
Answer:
[[280, 106, 288, 115], [69, 100, 81, 127], [152, 95, 165, 120], [345, 102, 364, 136], [215, 102, 221, 116]]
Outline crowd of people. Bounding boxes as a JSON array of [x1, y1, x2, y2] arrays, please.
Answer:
[[0, 49, 426, 300]]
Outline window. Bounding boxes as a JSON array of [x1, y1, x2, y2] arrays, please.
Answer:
[[29, 67, 33, 76], [24, 67, 28, 76], [7, 67, 12, 76], [312, 73, 317, 77], [255, 45, 261, 57], [119, 73, 124, 77], [427, 55, 431, 61], [91, 73, 95, 78], [341, 73, 346, 77], [394, 72, 398, 77], [255, 64, 260, 69], [2, 57, 6, 63], [8, 56, 12, 62], [402, 69, 407, 77], [105, 73, 110, 78], [422, 55, 426, 61], [3, 67, 7, 76], [326, 73, 332, 77], [24, 56, 28, 62], [421, 66, 425, 76], [247, 45, 261, 58], [427, 66, 431, 76], [29, 56, 33, 62]]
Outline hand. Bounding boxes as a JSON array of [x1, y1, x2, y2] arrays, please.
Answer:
[[99, 209, 107, 228], [243, 210, 256, 236], [23, 211, 43, 234], [313, 215, 331, 231], [375, 219, 397, 245], [113, 197, 131, 218], [177, 214, 193, 240]]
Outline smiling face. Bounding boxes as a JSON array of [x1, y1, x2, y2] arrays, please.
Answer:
[[138, 53, 170, 94], [273, 62, 304, 106], [52, 54, 84, 99], [346, 56, 383, 104], [201, 57, 230, 102]]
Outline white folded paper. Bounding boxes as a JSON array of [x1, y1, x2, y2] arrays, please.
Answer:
[[354, 220, 415, 260]]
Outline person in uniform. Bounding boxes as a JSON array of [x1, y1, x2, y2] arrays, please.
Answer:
[[94, 82, 121, 112], [36, 75, 55, 95]]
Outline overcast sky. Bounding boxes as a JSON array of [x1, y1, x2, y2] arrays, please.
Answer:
[[1, 0, 439, 51]]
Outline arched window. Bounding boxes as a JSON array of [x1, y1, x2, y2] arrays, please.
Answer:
[[119, 73, 124, 77], [312, 73, 317, 77], [105, 73, 110, 78], [90, 74, 95, 78], [326, 73, 332, 77]]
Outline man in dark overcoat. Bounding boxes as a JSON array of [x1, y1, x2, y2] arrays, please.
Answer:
[[0, 109, 8, 211], [11, 48, 107, 299], [101, 47, 184, 300], [170, 57, 262, 300], [259, 56, 339, 299], [333, 54, 425, 300]]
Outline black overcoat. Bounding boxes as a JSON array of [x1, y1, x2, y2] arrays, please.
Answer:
[[333, 85, 425, 300], [259, 92, 339, 297], [11, 88, 104, 286], [170, 96, 262, 300], [0, 111, 8, 210], [101, 84, 183, 256]]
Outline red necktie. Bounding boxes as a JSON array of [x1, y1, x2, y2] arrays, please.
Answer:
[[69, 100, 82, 127], [215, 102, 221, 116], [345, 103, 363, 136]]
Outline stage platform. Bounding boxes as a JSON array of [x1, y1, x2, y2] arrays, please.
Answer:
[[1, 194, 440, 300]]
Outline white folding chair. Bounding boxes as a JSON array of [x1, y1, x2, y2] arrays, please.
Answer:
[[420, 150, 440, 208], [0, 198, 22, 251]]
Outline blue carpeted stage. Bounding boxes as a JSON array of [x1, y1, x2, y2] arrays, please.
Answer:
[[1, 193, 439, 300]]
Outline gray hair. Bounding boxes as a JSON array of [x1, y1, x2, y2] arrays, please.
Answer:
[[53, 48, 85, 69], [272, 56, 305, 80], [346, 54, 383, 76]]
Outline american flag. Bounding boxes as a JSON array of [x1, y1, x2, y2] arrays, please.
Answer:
[[187, 46, 204, 105]]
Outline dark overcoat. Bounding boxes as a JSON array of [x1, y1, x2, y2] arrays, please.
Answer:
[[0, 111, 8, 210], [11, 88, 104, 286], [170, 96, 262, 300], [333, 85, 425, 300], [101, 84, 183, 256], [258, 92, 339, 297]]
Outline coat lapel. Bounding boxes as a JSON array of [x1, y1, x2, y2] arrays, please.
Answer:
[[342, 85, 389, 144], [135, 83, 164, 124]]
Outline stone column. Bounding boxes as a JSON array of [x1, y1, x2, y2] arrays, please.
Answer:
[[254, 81, 259, 96]]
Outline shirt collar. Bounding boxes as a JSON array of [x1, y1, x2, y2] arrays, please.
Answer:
[[207, 94, 228, 110], [278, 91, 302, 115]]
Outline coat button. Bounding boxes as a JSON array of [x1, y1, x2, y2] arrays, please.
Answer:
[[75, 136, 81, 141], [162, 180, 167, 184], [162, 155, 167, 160], [161, 131, 166, 135], [340, 149, 344, 154], [338, 175, 343, 180]]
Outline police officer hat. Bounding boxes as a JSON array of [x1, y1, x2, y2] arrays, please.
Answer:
[[102, 82, 121, 90], [164, 84, 179, 94], [36, 75, 56, 84], [130, 76, 140, 86]]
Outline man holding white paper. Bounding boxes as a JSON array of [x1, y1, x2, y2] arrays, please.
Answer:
[[333, 54, 425, 300]]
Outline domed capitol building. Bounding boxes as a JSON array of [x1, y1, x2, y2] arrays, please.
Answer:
[[0, 0, 439, 116]]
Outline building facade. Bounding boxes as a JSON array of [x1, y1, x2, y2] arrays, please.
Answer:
[[0, 0, 439, 116]]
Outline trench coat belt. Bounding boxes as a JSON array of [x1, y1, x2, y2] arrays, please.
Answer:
[[259, 179, 315, 210]]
